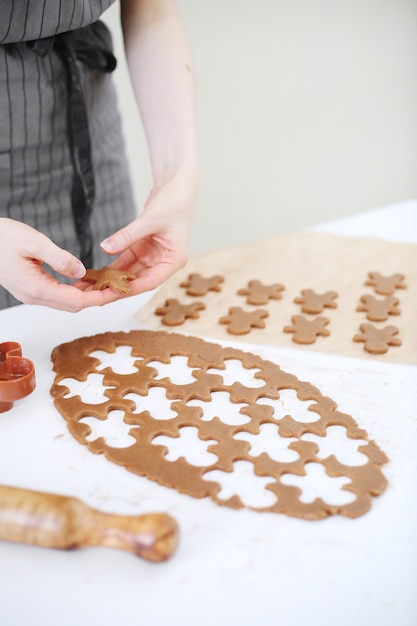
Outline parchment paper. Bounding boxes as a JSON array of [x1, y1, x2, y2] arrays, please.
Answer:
[[135, 231, 417, 365]]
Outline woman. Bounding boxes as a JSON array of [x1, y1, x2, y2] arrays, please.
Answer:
[[0, 0, 199, 311]]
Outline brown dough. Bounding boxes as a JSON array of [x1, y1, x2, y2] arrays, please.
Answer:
[[353, 323, 402, 354], [284, 315, 330, 344], [237, 279, 285, 305], [219, 307, 269, 335], [180, 273, 224, 296], [51, 330, 388, 520], [155, 299, 206, 325], [293, 289, 338, 314], [364, 272, 406, 295], [356, 294, 401, 322], [82, 267, 136, 294]]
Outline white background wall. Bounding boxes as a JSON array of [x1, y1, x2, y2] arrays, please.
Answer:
[[103, 0, 417, 256]]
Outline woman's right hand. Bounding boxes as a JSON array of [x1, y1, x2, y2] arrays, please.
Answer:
[[0, 218, 121, 311]]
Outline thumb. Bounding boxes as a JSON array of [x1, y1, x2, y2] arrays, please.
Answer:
[[100, 211, 160, 255], [38, 240, 86, 279]]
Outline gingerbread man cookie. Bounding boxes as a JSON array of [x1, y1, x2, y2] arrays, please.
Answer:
[[180, 273, 224, 296], [219, 307, 269, 335], [155, 299, 206, 326], [82, 267, 136, 294], [364, 272, 406, 295], [293, 289, 338, 314], [356, 294, 401, 322], [283, 315, 330, 344], [353, 323, 402, 354], [237, 279, 285, 305]]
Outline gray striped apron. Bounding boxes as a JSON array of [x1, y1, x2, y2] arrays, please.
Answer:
[[0, 0, 137, 308]]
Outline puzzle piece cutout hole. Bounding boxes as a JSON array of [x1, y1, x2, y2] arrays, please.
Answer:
[[59, 373, 115, 405], [187, 392, 250, 425], [301, 426, 368, 466], [257, 389, 319, 422], [151, 426, 218, 467], [206, 359, 265, 388], [280, 463, 356, 506], [123, 387, 179, 420], [80, 410, 137, 448], [203, 460, 278, 509], [89, 346, 142, 375], [235, 425, 300, 463]]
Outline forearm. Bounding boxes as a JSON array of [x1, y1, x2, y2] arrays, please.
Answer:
[[99, 1, 198, 293], [120, 0, 199, 189]]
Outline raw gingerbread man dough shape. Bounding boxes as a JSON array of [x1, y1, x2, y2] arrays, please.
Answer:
[[293, 289, 338, 314], [82, 267, 136, 294], [155, 299, 206, 325], [284, 315, 330, 344], [356, 294, 401, 322], [180, 273, 224, 296], [364, 272, 406, 295], [219, 307, 269, 335], [353, 323, 402, 354], [237, 279, 285, 305]]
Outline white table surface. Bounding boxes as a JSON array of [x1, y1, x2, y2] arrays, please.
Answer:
[[0, 200, 416, 626]]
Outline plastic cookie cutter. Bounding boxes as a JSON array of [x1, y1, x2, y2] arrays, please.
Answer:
[[0, 342, 36, 413]]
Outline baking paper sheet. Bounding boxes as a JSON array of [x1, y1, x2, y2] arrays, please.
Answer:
[[136, 231, 417, 365]]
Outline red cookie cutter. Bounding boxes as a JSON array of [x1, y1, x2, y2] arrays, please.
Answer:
[[0, 342, 36, 413]]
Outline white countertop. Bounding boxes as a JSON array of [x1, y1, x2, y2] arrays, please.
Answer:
[[0, 200, 416, 626]]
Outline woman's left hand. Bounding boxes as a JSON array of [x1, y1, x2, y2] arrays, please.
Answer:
[[96, 167, 198, 295]]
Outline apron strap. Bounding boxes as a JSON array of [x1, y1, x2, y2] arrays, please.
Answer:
[[26, 21, 117, 268]]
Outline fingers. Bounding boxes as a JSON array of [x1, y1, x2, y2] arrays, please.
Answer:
[[129, 266, 171, 294], [39, 283, 122, 312], [100, 179, 192, 257], [7, 267, 121, 312]]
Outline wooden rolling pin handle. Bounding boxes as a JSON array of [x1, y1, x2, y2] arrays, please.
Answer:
[[0, 485, 178, 563]]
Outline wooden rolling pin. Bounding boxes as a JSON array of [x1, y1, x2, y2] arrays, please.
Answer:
[[0, 485, 178, 562]]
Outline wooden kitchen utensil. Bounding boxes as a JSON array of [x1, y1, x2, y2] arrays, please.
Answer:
[[0, 485, 178, 562]]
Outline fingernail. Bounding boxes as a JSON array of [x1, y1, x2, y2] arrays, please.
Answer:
[[71, 261, 86, 278], [101, 237, 116, 253]]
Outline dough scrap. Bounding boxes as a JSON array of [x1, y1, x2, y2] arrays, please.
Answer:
[[219, 307, 269, 335], [364, 272, 406, 295], [155, 299, 206, 325], [353, 323, 402, 354], [180, 273, 224, 296], [237, 279, 285, 305], [82, 267, 136, 294], [284, 315, 330, 344], [50, 330, 388, 520], [293, 289, 338, 314], [356, 294, 401, 322]]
